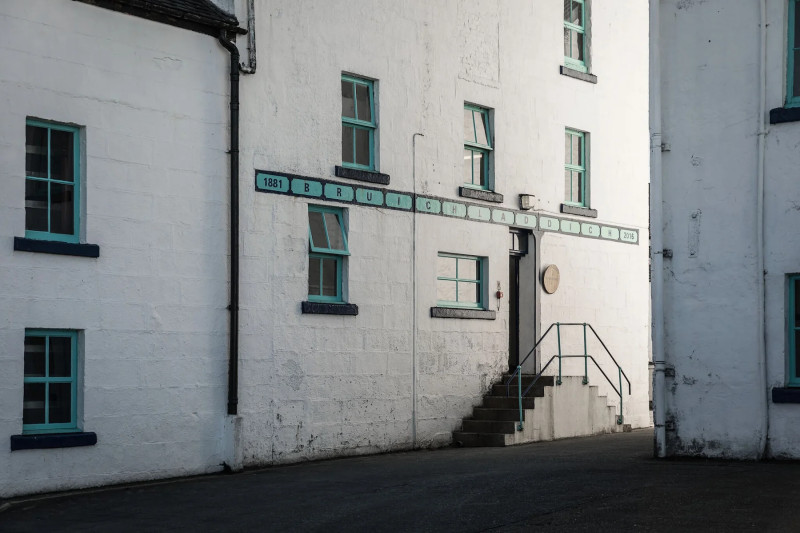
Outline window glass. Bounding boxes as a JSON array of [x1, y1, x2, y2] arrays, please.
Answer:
[[49, 383, 72, 423], [475, 113, 489, 146], [50, 129, 74, 182], [309, 210, 327, 249], [463, 150, 473, 183], [309, 256, 321, 295], [49, 336, 72, 377], [26, 125, 48, 178], [341, 76, 375, 170], [321, 258, 338, 297], [437, 280, 457, 302], [437, 255, 457, 279], [341, 80, 355, 119], [23, 330, 77, 431], [24, 336, 46, 377], [23, 383, 45, 425], [436, 254, 484, 309], [356, 84, 371, 122], [464, 108, 475, 143], [355, 128, 370, 167], [308, 207, 348, 302], [324, 212, 345, 251], [50, 182, 74, 235]]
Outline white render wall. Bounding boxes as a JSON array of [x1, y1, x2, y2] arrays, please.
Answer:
[[236, 0, 651, 466], [657, 0, 800, 458], [0, 2, 231, 496]]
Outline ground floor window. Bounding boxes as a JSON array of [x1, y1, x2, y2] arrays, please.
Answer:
[[308, 205, 349, 302], [436, 253, 485, 309], [23, 329, 78, 433], [789, 276, 800, 386]]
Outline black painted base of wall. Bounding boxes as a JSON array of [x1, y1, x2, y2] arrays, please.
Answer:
[[772, 387, 800, 403], [560, 204, 598, 218], [458, 187, 503, 203], [11, 432, 97, 451], [430, 307, 496, 320], [559, 66, 598, 84], [334, 166, 390, 185], [302, 301, 359, 315], [14, 237, 100, 258]]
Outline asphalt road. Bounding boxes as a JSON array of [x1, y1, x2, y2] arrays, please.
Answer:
[[3, 429, 800, 532]]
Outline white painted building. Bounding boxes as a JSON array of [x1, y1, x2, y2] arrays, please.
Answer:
[[652, 0, 800, 459], [1, 0, 651, 497]]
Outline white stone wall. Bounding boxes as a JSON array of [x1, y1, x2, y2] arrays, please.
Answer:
[[657, 0, 800, 458], [237, 0, 651, 465], [0, 2, 231, 496]]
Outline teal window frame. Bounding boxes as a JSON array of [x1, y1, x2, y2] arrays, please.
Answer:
[[564, 128, 588, 207], [436, 253, 485, 309], [308, 205, 349, 303], [25, 119, 80, 244], [23, 329, 79, 434], [463, 105, 493, 190], [787, 0, 800, 107], [341, 75, 376, 171], [564, 0, 588, 73], [788, 275, 800, 386]]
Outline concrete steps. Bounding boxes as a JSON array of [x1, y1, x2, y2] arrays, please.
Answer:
[[453, 374, 623, 447]]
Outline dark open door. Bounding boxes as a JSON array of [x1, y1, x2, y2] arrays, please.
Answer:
[[508, 230, 528, 371]]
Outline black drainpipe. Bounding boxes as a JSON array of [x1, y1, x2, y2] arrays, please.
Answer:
[[218, 31, 240, 415]]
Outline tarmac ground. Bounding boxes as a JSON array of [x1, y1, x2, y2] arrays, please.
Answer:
[[2, 429, 800, 532]]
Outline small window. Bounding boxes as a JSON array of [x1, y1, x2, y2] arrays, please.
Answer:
[[342, 75, 376, 170], [564, 129, 588, 207], [788, 276, 800, 386], [463, 105, 493, 190], [787, 0, 800, 107], [23, 330, 79, 434], [25, 120, 80, 243], [564, 0, 588, 73], [436, 253, 485, 309], [308, 206, 349, 302]]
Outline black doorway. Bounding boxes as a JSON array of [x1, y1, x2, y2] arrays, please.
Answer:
[[508, 230, 528, 371]]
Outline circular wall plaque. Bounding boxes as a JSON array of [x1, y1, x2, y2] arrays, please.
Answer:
[[542, 264, 560, 294]]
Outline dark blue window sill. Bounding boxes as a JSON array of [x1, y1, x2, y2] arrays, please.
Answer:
[[334, 165, 390, 186], [430, 307, 496, 320], [11, 432, 97, 451], [772, 388, 800, 403], [14, 237, 99, 258], [302, 301, 359, 315], [769, 106, 800, 124]]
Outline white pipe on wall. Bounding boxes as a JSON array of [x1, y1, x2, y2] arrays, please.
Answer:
[[757, 0, 769, 458], [649, 0, 667, 458]]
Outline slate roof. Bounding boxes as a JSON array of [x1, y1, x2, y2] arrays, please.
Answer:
[[75, 0, 244, 35]]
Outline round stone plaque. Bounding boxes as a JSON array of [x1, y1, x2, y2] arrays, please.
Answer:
[[542, 264, 560, 294]]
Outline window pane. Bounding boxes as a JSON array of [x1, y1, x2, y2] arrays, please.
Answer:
[[459, 258, 480, 282], [23, 383, 46, 425], [795, 281, 800, 325], [473, 151, 484, 187], [437, 255, 457, 279], [570, 1, 583, 26], [475, 113, 489, 146], [795, 5, 800, 48], [24, 336, 46, 377], [50, 182, 74, 235], [565, 132, 571, 164], [572, 135, 582, 166], [572, 171, 582, 203], [437, 280, 457, 302], [342, 80, 355, 118], [564, 27, 572, 57], [26, 125, 48, 178], [324, 212, 345, 251], [25, 179, 49, 232], [49, 336, 72, 377], [356, 83, 371, 122], [563, 0, 571, 21], [458, 281, 479, 305], [354, 128, 370, 167], [463, 150, 473, 183], [794, 52, 800, 98], [309, 210, 328, 249], [565, 170, 573, 202], [321, 258, 338, 297], [50, 129, 74, 182], [464, 108, 475, 143], [49, 383, 72, 424], [796, 330, 800, 378], [342, 125, 354, 164], [573, 31, 584, 61], [309, 256, 321, 296]]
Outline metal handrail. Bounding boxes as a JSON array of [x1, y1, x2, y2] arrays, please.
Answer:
[[504, 322, 631, 431]]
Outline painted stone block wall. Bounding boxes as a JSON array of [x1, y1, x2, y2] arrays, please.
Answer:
[[0, 2, 231, 496], [237, 0, 651, 465]]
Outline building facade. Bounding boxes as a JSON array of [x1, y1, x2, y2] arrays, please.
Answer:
[[652, 0, 800, 458], [1, 0, 651, 497]]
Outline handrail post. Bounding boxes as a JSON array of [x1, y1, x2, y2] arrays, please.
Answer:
[[517, 366, 523, 431], [582, 323, 589, 385], [556, 322, 562, 385], [617, 367, 624, 425]]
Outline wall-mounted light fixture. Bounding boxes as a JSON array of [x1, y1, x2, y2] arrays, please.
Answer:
[[519, 194, 536, 211]]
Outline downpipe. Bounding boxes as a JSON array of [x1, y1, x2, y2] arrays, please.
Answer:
[[757, 0, 769, 459]]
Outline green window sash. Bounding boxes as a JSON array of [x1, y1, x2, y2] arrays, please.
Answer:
[[436, 253, 485, 309], [23, 329, 78, 433], [787, 1, 800, 107], [308, 206, 348, 303], [789, 276, 800, 386], [564, 129, 587, 207], [463, 105, 492, 190], [342, 75, 376, 170]]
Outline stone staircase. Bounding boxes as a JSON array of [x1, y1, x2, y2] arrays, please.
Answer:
[[453, 374, 627, 447]]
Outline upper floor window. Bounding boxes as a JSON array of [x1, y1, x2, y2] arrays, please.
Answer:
[[341, 75, 376, 171], [23, 330, 79, 434], [565, 128, 588, 207], [308, 205, 349, 303], [463, 105, 493, 190], [787, 0, 800, 107], [564, 0, 588, 73], [25, 120, 80, 243]]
